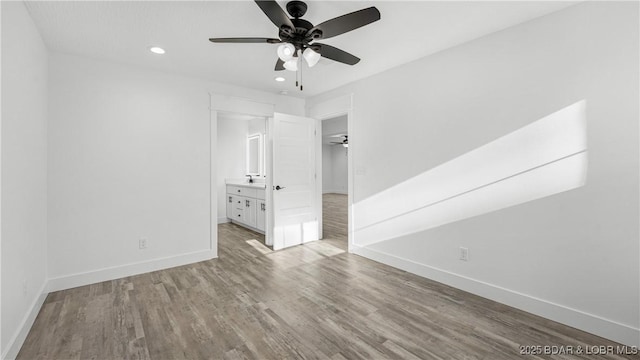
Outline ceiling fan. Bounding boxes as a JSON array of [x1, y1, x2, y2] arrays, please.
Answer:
[[209, 0, 380, 88], [330, 135, 348, 148]]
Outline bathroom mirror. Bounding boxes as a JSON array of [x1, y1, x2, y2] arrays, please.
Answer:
[[246, 134, 262, 176]]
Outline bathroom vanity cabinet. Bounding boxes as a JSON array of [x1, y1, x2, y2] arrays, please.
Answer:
[[226, 183, 266, 233]]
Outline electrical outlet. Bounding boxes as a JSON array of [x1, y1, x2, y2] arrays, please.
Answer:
[[459, 247, 469, 261], [139, 238, 148, 249], [22, 280, 28, 296]]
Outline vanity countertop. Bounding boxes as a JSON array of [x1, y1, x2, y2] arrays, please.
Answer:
[[226, 179, 266, 189]]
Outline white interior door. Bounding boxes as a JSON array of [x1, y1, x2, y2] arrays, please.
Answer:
[[271, 112, 319, 250]]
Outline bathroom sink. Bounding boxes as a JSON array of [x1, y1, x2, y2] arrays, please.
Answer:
[[225, 179, 266, 189]]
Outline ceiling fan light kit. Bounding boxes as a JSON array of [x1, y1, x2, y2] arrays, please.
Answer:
[[303, 47, 321, 68], [209, 0, 380, 91], [277, 43, 295, 61], [283, 58, 298, 71]]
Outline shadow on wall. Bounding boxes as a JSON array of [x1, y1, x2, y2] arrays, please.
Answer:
[[354, 100, 588, 247]]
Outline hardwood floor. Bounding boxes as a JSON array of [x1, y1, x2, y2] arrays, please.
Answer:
[[18, 197, 633, 359], [322, 193, 348, 251]]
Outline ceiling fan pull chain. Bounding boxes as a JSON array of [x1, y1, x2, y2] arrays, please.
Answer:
[[300, 59, 303, 91]]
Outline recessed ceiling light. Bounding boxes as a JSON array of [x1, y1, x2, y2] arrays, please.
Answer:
[[274, 76, 285, 82], [149, 46, 165, 54]]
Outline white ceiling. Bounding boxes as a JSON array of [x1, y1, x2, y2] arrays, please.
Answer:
[[24, 1, 577, 98]]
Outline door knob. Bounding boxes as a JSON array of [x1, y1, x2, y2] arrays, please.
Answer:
[[275, 185, 286, 190]]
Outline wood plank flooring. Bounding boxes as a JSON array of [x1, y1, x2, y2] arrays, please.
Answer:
[[17, 194, 634, 359], [322, 193, 348, 251]]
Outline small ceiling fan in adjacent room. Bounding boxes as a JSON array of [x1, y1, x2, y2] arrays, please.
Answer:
[[330, 135, 348, 148], [209, 0, 380, 90]]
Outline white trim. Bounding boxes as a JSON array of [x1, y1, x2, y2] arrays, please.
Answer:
[[47, 249, 215, 292], [346, 96, 354, 254], [306, 94, 354, 252], [4, 249, 216, 359], [209, 92, 276, 251], [209, 98, 218, 259], [265, 116, 274, 247], [315, 118, 323, 240], [352, 245, 640, 347], [2, 281, 48, 360], [307, 94, 352, 120], [217, 216, 230, 224], [210, 94, 275, 117]]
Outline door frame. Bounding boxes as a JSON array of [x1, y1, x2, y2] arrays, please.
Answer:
[[307, 94, 354, 252], [209, 92, 275, 257]]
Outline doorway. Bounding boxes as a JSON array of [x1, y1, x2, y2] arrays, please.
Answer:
[[212, 108, 321, 254], [216, 111, 268, 247], [320, 115, 348, 250], [209, 94, 326, 256]]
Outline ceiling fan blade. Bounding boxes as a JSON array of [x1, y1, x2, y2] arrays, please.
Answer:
[[275, 58, 285, 71], [308, 7, 380, 40], [255, 0, 295, 33], [209, 37, 281, 44], [314, 43, 360, 65]]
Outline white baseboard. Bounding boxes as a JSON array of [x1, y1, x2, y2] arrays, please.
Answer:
[[3, 250, 217, 359], [218, 217, 230, 224], [2, 281, 48, 360], [352, 245, 640, 347], [48, 249, 216, 292]]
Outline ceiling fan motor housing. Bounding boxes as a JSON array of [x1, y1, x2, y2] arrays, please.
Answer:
[[280, 9, 319, 50], [286, 1, 308, 18]]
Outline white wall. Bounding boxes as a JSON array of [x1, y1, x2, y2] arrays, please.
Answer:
[[322, 116, 348, 194], [48, 53, 212, 288], [216, 116, 247, 223], [248, 117, 266, 136], [308, 2, 639, 346], [322, 145, 348, 194], [330, 146, 348, 194], [1, 2, 49, 358], [47, 53, 304, 291], [322, 145, 334, 193], [322, 115, 347, 135]]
